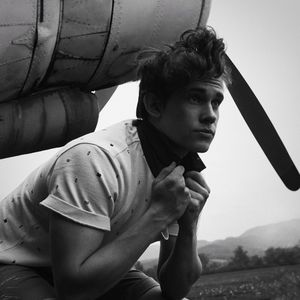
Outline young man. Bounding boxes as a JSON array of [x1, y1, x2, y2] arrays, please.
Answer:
[[0, 27, 231, 299]]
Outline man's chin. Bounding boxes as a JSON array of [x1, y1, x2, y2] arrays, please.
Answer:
[[197, 148, 209, 153], [177, 141, 211, 154], [193, 142, 211, 153]]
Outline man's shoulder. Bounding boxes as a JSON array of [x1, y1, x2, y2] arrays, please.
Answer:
[[60, 119, 140, 158]]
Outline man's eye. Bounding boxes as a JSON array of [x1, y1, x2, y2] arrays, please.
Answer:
[[212, 99, 222, 108], [188, 95, 201, 104]]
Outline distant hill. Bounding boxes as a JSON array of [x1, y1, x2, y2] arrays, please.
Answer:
[[199, 219, 300, 259], [140, 219, 300, 262], [241, 218, 300, 248]]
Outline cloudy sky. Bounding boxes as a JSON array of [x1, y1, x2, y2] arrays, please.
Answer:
[[0, 0, 299, 241]]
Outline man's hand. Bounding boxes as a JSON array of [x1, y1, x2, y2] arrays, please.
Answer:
[[178, 171, 210, 230], [158, 170, 208, 300], [149, 162, 190, 227]]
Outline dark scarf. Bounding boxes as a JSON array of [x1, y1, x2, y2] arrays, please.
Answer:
[[134, 119, 206, 177]]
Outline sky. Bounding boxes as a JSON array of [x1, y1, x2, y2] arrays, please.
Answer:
[[0, 0, 299, 242]]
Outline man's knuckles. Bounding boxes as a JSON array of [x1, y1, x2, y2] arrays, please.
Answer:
[[202, 188, 210, 199], [172, 165, 185, 176], [185, 177, 198, 189], [185, 171, 210, 193], [162, 175, 185, 190], [185, 178, 210, 198]]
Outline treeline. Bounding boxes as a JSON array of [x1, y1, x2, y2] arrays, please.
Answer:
[[135, 245, 300, 279], [200, 245, 300, 274]]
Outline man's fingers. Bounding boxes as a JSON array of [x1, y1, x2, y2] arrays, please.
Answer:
[[185, 177, 210, 198], [189, 190, 207, 205], [185, 171, 210, 193], [190, 190, 207, 202], [155, 161, 177, 181], [168, 164, 185, 179]]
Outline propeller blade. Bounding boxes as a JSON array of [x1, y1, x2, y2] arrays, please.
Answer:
[[225, 54, 300, 191], [95, 86, 118, 112]]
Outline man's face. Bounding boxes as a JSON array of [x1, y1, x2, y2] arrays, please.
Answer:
[[156, 78, 224, 155]]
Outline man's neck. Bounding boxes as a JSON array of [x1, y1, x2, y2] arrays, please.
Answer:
[[134, 119, 206, 177], [147, 119, 188, 159]]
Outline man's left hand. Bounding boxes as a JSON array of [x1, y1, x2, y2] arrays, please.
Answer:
[[177, 171, 210, 230]]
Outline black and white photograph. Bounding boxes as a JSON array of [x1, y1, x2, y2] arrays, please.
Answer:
[[0, 0, 299, 299]]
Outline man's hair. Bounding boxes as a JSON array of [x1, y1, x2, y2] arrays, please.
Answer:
[[136, 26, 231, 118]]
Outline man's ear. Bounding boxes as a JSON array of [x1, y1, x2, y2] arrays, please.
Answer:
[[142, 93, 163, 118]]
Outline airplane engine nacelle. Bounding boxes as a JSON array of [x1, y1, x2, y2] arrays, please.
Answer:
[[0, 88, 99, 158], [0, 0, 212, 158]]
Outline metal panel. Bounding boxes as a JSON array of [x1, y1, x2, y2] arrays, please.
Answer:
[[44, 0, 113, 86], [0, 88, 98, 158], [0, 0, 37, 101], [88, 0, 212, 89]]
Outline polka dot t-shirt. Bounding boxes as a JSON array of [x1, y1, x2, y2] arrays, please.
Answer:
[[0, 120, 178, 266]]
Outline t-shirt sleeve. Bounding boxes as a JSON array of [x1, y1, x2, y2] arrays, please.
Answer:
[[168, 222, 179, 236], [40, 143, 119, 231], [161, 222, 179, 240]]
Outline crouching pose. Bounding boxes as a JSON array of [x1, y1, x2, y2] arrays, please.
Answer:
[[0, 26, 231, 299]]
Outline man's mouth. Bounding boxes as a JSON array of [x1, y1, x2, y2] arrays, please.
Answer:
[[194, 129, 215, 136]]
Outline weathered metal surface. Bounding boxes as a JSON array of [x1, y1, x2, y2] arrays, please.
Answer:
[[0, 0, 211, 102], [0, 88, 98, 158], [0, 0, 211, 158]]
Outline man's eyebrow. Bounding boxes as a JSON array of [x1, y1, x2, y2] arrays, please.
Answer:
[[187, 87, 208, 96], [188, 87, 207, 93], [188, 88, 224, 99]]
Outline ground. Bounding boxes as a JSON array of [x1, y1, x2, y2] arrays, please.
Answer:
[[187, 264, 300, 300]]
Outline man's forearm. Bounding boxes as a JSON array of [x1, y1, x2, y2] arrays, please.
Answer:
[[158, 226, 202, 300], [54, 212, 163, 300]]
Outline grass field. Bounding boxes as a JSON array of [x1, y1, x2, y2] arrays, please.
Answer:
[[187, 264, 300, 300]]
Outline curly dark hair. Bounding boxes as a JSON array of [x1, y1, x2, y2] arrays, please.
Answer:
[[136, 26, 231, 118]]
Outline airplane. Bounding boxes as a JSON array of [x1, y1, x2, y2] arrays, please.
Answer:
[[0, 0, 299, 191]]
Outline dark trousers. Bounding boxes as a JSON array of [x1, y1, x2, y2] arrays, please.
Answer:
[[0, 264, 159, 300]]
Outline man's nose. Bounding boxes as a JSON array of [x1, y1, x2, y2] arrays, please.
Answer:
[[200, 104, 217, 124]]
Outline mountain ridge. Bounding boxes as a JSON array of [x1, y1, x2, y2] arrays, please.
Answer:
[[140, 218, 300, 261], [199, 218, 300, 259]]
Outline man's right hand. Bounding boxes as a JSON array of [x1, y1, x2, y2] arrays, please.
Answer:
[[149, 162, 191, 227]]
